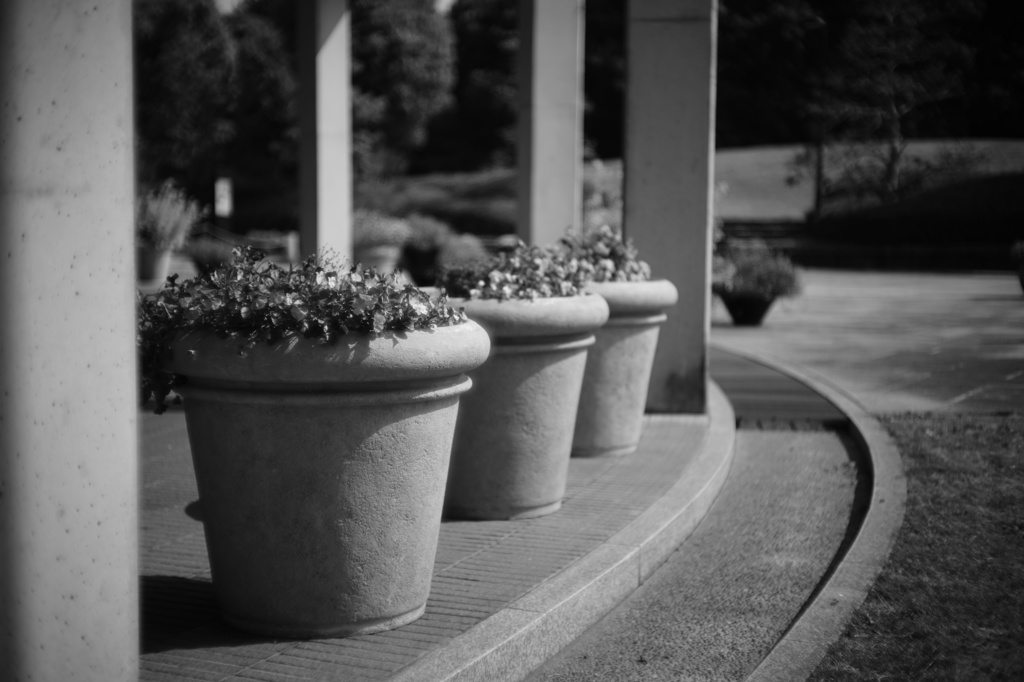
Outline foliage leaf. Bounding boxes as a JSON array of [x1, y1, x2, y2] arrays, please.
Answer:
[[439, 241, 593, 301], [138, 246, 466, 413], [559, 224, 651, 283]]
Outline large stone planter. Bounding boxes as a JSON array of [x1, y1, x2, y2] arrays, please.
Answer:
[[170, 322, 490, 638], [444, 295, 610, 520], [573, 279, 679, 457]]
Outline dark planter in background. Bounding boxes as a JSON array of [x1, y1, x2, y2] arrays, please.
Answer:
[[719, 293, 775, 327]]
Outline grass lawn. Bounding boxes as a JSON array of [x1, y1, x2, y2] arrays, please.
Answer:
[[809, 413, 1024, 681]]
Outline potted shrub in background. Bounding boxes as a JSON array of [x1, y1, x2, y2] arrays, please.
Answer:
[[353, 209, 412, 275], [436, 233, 491, 273], [561, 225, 678, 457], [136, 180, 204, 284], [183, 236, 236, 276], [439, 242, 609, 519], [138, 247, 489, 638], [713, 239, 801, 326], [403, 213, 453, 285], [711, 217, 737, 294], [1012, 241, 1024, 294]]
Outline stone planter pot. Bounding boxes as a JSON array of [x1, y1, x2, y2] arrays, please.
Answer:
[[137, 245, 171, 283], [444, 294, 610, 520], [573, 279, 679, 457], [354, 244, 403, 274], [170, 322, 490, 638], [719, 293, 775, 326]]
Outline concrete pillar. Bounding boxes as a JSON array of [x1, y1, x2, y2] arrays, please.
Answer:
[[624, 0, 717, 413], [516, 0, 585, 246], [0, 1, 139, 680], [298, 0, 353, 259]]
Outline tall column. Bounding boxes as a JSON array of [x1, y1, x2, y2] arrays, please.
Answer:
[[0, 1, 138, 680], [516, 0, 585, 246], [624, 0, 717, 413], [298, 0, 353, 259]]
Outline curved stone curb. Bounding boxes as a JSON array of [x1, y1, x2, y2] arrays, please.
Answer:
[[711, 344, 908, 682], [389, 382, 736, 682]]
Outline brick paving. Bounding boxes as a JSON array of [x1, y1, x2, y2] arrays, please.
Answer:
[[708, 347, 846, 427]]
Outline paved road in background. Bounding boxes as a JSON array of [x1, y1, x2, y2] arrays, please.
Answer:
[[712, 269, 1024, 415]]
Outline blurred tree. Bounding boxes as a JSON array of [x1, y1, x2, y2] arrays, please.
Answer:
[[716, 0, 823, 148], [244, 0, 455, 179], [583, 0, 626, 160], [349, 0, 455, 178], [240, 0, 295, 69], [802, 0, 979, 204], [411, 0, 519, 172], [222, 10, 299, 231], [411, 0, 629, 171], [136, 0, 1022, 195], [965, 0, 1024, 137], [134, 0, 235, 202]]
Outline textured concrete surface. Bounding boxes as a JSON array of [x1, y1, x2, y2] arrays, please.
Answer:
[[733, 351, 906, 682], [712, 269, 1024, 414], [525, 429, 859, 682]]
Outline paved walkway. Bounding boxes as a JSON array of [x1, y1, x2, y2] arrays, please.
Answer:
[[525, 424, 860, 682], [711, 269, 1024, 415]]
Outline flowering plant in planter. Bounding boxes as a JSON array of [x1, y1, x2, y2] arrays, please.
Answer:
[[713, 239, 800, 326], [559, 225, 678, 457], [439, 240, 593, 300], [438, 241, 609, 519], [559, 224, 651, 283], [137, 245, 488, 638], [712, 239, 800, 300], [136, 180, 204, 251], [135, 180, 205, 283], [138, 246, 465, 412]]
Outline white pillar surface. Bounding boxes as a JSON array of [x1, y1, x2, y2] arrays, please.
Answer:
[[516, 0, 585, 246], [298, 0, 353, 259], [624, 0, 717, 414], [0, 1, 139, 680]]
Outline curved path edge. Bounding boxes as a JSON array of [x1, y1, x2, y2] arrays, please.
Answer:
[[710, 343, 909, 682], [389, 382, 737, 682]]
